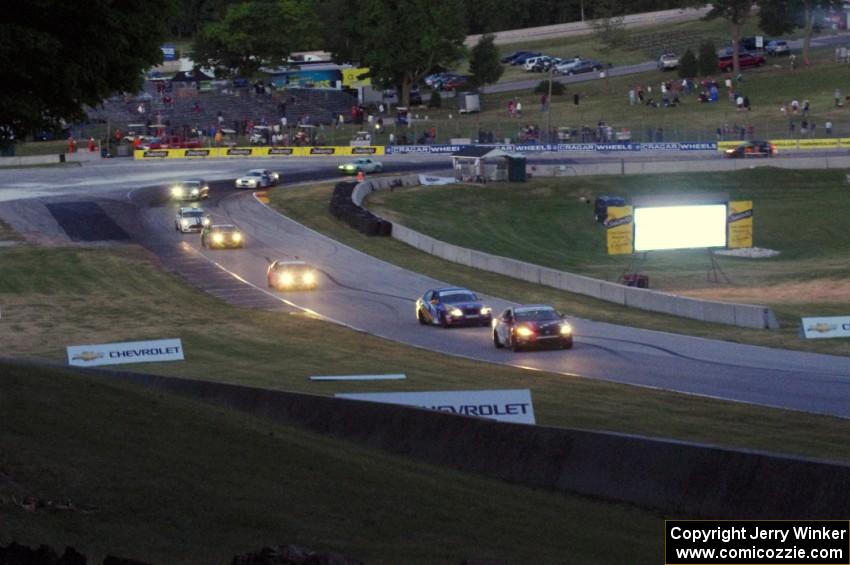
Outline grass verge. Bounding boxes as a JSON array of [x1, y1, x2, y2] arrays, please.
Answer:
[[269, 180, 850, 357], [3, 244, 850, 461], [0, 361, 663, 564]]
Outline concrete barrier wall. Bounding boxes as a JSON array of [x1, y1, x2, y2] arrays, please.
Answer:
[[377, 188, 778, 329], [0, 151, 102, 168], [527, 155, 850, 179], [49, 362, 850, 519]]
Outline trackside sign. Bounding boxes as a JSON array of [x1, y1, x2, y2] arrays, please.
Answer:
[[67, 338, 185, 367], [335, 389, 535, 424], [801, 316, 850, 339]]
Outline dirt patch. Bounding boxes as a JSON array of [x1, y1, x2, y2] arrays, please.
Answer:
[[671, 279, 850, 304]]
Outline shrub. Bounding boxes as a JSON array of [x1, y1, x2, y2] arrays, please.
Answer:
[[428, 90, 442, 108], [697, 40, 718, 77], [678, 48, 698, 78], [533, 80, 566, 95]]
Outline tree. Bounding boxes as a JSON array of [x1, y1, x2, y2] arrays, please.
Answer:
[[321, 0, 467, 108], [589, 0, 628, 92], [698, 40, 719, 76], [678, 48, 698, 78], [702, 0, 756, 75], [468, 34, 503, 88], [192, 0, 320, 77], [759, 0, 843, 65], [428, 90, 443, 108], [0, 0, 173, 147], [533, 80, 566, 95]]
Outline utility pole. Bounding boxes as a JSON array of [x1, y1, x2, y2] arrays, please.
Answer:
[[546, 65, 554, 143]]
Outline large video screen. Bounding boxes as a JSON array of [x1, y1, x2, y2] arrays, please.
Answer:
[[633, 204, 727, 251]]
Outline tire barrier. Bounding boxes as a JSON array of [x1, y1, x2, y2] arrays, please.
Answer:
[[329, 181, 391, 237]]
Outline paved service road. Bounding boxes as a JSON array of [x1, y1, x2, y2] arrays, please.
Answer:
[[119, 167, 850, 420]]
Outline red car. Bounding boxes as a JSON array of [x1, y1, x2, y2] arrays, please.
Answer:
[[441, 76, 469, 91], [146, 135, 202, 149], [718, 53, 766, 72]]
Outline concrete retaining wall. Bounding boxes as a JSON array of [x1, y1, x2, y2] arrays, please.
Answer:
[[0, 151, 102, 168], [527, 154, 850, 178], [52, 362, 850, 519], [374, 188, 779, 330]]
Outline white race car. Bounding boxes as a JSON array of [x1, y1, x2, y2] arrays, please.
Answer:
[[174, 207, 210, 233], [235, 169, 279, 189]]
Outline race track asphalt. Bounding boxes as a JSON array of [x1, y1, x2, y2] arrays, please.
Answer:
[[2, 153, 850, 418]]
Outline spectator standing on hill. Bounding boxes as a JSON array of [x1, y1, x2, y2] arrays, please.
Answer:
[[736, 95, 743, 111], [826, 120, 833, 135], [743, 96, 750, 111], [791, 99, 799, 114], [516, 101, 522, 116], [835, 89, 842, 107], [803, 100, 810, 117], [573, 93, 580, 106], [628, 88, 636, 105], [508, 99, 515, 116], [540, 93, 547, 112]]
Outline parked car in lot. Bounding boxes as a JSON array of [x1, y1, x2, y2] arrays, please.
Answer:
[[531, 57, 562, 72], [170, 179, 209, 201], [441, 75, 470, 90], [501, 51, 537, 64], [657, 52, 679, 70], [492, 304, 573, 351], [201, 224, 244, 249], [174, 207, 210, 233], [510, 52, 542, 65], [718, 52, 766, 72], [523, 55, 549, 71], [561, 59, 604, 76], [766, 40, 790, 56], [554, 56, 583, 74], [415, 287, 492, 328], [724, 140, 776, 158], [267, 260, 318, 291]]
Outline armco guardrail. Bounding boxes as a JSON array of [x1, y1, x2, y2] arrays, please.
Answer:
[[355, 176, 779, 330], [46, 361, 850, 518]]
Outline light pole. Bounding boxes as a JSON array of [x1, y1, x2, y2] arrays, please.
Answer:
[[546, 64, 554, 143]]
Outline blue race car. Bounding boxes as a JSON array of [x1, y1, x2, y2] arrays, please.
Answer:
[[415, 287, 492, 328]]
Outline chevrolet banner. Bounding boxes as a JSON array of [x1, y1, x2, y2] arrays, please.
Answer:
[[727, 200, 753, 249], [336, 389, 535, 424], [801, 316, 850, 339], [67, 338, 184, 367], [606, 205, 634, 255]]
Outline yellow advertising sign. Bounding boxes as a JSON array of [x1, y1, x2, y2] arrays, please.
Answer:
[[718, 138, 846, 151], [135, 145, 385, 159], [727, 200, 753, 249], [606, 205, 634, 255], [342, 67, 371, 88]]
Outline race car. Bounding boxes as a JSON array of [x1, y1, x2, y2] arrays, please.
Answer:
[[170, 179, 209, 201], [724, 140, 776, 158], [338, 158, 384, 175], [492, 304, 573, 351], [266, 260, 318, 291], [201, 224, 244, 249], [174, 207, 210, 233], [415, 287, 492, 328], [235, 169, 279, 189]]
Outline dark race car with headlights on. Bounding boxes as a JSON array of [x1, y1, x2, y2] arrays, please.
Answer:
[[267, 260, 318, 291], [170, 179, 209, 201], [492, 304, 573, 351], [201, 224, 244, 249], [415, 287, 492, 327]]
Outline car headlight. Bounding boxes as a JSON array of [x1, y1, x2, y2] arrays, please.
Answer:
[[449, 308, 463, 317], [171, 187, 183, 197], [280, 272, 294, 286], [480, 306, 492, 315], [202, 217, 211, 226], [272, 172, 279, 180], [515, 326, 534, 337], [560, 323, 573, 335], [190, 188, 199, 195], [232, 232, 242, 242], [345, 164, 355, 170], [212, 233, 224, 243], [181, 219, 189, 226], [302, 271, 315, 285]]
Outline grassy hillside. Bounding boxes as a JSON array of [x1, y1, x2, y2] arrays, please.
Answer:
[[0, 361, 664, 564]]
